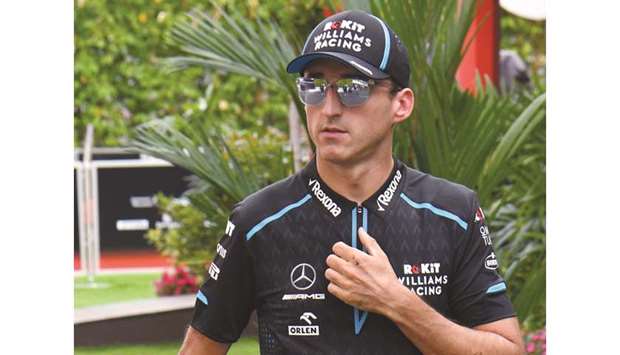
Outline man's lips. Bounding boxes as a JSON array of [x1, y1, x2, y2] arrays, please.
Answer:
[[321, 127, 347, 133], [319, 127, 348, 140]]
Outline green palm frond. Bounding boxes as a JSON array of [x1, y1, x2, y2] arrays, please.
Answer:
[[165, 1, 305, 127], [132, 119, 261, 202]]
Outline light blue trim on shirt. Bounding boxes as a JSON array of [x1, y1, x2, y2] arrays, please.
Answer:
[[362, 207, 368, 232], [351, 207, 358, 249], [351, 206, 369, 335], [354, 308, 369, 335], [246, 194, 312, 240], [196, 290, 208, 305], [486, 282, 507, 294], [399, 193, 468, 231]]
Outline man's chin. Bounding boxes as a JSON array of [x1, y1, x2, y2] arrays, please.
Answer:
[[317, 147, 353, 164]]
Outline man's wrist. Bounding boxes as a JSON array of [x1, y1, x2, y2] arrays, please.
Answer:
[[381, 281, 419, 323]]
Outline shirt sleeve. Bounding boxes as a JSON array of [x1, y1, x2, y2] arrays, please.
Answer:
[[448, 194, 516, 328], [190, 208, 256, 343]]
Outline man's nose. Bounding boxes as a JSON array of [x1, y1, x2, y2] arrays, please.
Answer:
[[321, 85, 343, 117]]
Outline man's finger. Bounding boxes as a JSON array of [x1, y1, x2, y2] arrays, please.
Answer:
[[324, 267, 349, 289], [332, 241, 367, 264], [327, 282, 350, 303], [358, 228, 384, 257], [326, 254, 358, 278]]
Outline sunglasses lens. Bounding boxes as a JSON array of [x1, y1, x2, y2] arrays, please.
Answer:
[[336, 78, 370, 107], [296, 77, 371, 107], [297, 78, 326, 106]]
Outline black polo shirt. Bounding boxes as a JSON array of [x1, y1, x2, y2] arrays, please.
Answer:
[[190, 158, 515, 354]]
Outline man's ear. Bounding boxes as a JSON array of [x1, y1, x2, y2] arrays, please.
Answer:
[[392, 88, 414, 125]]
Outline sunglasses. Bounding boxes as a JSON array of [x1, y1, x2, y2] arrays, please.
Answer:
[[296, 77, 378, 107]]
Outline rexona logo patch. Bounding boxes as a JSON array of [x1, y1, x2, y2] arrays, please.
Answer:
[[399, 262, 448, 296], [377, 170, 402, 211], [288, 312, 319, 336], [308, 179, 342, 217]]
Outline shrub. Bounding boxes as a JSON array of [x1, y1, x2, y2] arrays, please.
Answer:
[[154, 266, 200, 296], [524, 328, 546, 355], [146, 194, 215, 277], [75, 0, 326, 146]]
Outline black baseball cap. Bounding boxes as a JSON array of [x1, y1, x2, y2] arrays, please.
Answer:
[[287, 10, 410, 89]]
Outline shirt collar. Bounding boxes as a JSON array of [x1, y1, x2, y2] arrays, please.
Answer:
[[300, 158, 407, 220]]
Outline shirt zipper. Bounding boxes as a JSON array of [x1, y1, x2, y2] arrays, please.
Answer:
[[352, 204, 368, 335]]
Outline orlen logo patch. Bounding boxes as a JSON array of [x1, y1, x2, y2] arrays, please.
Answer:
[[308, 179, 341, 217], [288, 312, 319, 336], [377, 170, 402, 211]]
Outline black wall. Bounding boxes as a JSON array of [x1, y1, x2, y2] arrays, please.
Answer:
[[74, 158, 191, 252]]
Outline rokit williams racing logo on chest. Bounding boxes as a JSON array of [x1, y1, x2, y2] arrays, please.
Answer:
[[398, 262, 448, 296], [308, 179, 341, 217], [377, 169, 402, 211]]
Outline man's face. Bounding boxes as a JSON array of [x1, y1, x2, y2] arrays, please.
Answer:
[[303, 59, 400, 165]]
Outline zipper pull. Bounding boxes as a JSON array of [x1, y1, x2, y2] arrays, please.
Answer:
[[357, 205, 362, 214]]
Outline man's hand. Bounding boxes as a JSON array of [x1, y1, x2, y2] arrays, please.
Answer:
[[325, 227, 406, 314]]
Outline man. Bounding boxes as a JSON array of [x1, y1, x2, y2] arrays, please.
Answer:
[[180, 10, 524, 355]]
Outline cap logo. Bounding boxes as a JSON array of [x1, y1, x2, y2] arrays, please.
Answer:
[[314, 19, 372, 53]]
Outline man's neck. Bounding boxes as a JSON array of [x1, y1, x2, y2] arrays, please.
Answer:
[[316, 152, 395, 205]]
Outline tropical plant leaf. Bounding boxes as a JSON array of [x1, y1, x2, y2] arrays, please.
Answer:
[[165, 1, 306, 129], [131, 119, 261, 202]]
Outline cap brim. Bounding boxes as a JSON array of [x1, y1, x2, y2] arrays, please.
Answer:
[[286, 52, 389, 80]]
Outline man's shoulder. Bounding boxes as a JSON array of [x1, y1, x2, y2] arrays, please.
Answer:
[[230, 172, 307, 233], [401, 165, 477, 222]]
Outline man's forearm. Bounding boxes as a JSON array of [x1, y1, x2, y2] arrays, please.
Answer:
[[178, 326, 231, 355], [382, 284, 523, 355]]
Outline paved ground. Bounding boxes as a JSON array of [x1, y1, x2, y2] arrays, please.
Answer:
[[75, 294, 195, 324], [74, 266, 167, 277], [75, 249, 172, 270]]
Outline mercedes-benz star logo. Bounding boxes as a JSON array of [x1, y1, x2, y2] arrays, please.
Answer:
[[290, 263, 316, 290]]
